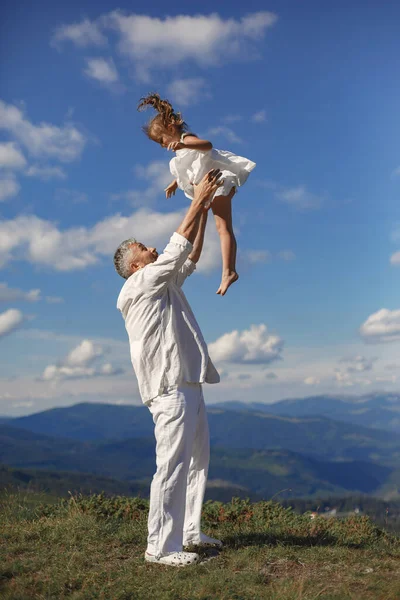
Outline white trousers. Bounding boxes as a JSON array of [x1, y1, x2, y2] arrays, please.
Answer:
[[146, 382, 210, 558]]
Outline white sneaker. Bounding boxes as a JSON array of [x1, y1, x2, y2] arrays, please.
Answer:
[[184, 532, 223, 547], [144, 551, 200, 567]]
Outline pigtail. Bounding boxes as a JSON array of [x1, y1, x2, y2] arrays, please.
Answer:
[[137, 93, 187, 140]]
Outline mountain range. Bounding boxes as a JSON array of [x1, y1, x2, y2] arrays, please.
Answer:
[[0, 423, 394, 500], [215, 393, 400, 433], [1, 394, 400, 500], [1, 400, 399, 465]]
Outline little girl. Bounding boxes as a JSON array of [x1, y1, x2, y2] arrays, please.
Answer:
[[137, 93, 256, 296]]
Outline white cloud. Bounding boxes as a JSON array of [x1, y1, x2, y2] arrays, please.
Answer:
[[360, 308, 400, 343], [0, 283, 62, 305], [391, 166, 400, 178], [55, 188, 88, 204], [100, 363, 123, 376], [45, 296, 64, 304], [208, 126, 242, 144], [105, 10, 277, 80], [41, 339, 120, 381], [390, 224, 400, 244], [223, 115, 242, 124], [42, 364, 96, 381], [241, 249, 296, 265], [0, 174, 20, 202], [134, 160, 172, 200], [25, 165, 67, 180], [265, 372, 277, 379], [277, 250, 296, 261], [276, 185, 322, 210], [0, 142, 27, 169], [304, 376, 320, 385], [243, 249, 271, 264], [209, 323, 284, 364], [390, 251, 400, 266], [65, 339, 103, 367], [0, 308, 24, 338], [338, 355, 377, 373], [334, 370, 354, 387], [84, 57, 119, 83], [52, 11, 277, 81], [112, 160, 174, 207], [0, 283, 40, 303], [0, 155, 225, 272], [166, 77, 211, 107], [0, 207, 184, 272], [251, 110, 267, 123], [51, 18, 107, 48], [375, 375, 397, 383], [0, 100, 87, 163]]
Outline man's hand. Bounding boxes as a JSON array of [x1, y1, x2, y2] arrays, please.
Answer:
[[175, 170, 223, 245], [192, 169, 223, 209], [167, 141, 185, 152], [165, 180, 178, 199]]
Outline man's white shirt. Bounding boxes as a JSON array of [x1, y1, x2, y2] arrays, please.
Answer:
[[117, 232, 220, 404]]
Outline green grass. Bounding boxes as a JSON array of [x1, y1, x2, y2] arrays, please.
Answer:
[[1, 489, 400, 599]]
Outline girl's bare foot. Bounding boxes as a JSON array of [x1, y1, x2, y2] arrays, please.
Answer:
[[216, 272, 239, 296]]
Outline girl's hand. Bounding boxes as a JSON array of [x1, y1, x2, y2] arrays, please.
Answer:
[[167, 141, 185, 152], [164, 179, 178, 199]]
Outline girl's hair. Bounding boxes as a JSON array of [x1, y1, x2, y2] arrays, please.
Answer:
[[137, 93, 188, 143]]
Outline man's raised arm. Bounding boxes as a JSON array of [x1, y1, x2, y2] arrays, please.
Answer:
[[128, 170, 223, 297], [188, 210, 208, 264], [174, 210, 208, 288], [176, 169, 222, 244]]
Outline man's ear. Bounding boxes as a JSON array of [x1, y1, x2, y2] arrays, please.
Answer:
[[130, 261, 140, 273]]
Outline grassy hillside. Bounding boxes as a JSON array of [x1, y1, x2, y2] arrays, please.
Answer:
[[283, 495, 400, 534], [3, 463, 400, 534], [1, 489, 399, 599]]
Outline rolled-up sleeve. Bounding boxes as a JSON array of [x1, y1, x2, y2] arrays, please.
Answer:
[[175, 257, 196, 288], [131, 232, 193, 297]]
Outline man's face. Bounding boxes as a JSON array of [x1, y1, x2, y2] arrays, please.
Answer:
[[129, 242, 158, 272]]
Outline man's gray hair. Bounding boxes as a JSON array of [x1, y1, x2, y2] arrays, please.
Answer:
[[113, 237, 137, 279]]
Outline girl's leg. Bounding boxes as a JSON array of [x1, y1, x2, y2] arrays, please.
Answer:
[[211, 187, 239, 296]]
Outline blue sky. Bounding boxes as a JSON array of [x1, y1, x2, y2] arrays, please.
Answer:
[[1, 0, 400, 416]]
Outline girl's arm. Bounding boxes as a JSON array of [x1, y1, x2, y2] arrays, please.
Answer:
[[167, 135, 212, 153], [181, 135, 212, 152], [165, 179, 178, 199]]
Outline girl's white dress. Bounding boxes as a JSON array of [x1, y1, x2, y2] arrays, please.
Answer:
[[169, 133, 256, 201]]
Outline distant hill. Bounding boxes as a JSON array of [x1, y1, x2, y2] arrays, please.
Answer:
[[0, 424, 394, 499], [3, 401, 400, 465], [0, 463, 256, 504], [215, 392, 400, 433], [4, 402, 152, 441], [206, 408, 400, 466], [0, 415, 14, 425], [0, 463, 148, 499]]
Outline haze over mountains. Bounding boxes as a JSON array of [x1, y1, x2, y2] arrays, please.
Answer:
[[215, 393, 400, 433], [1, 393, 400, 501]]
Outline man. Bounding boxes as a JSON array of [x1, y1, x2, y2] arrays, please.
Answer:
[[114, 169, 223, 567]]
